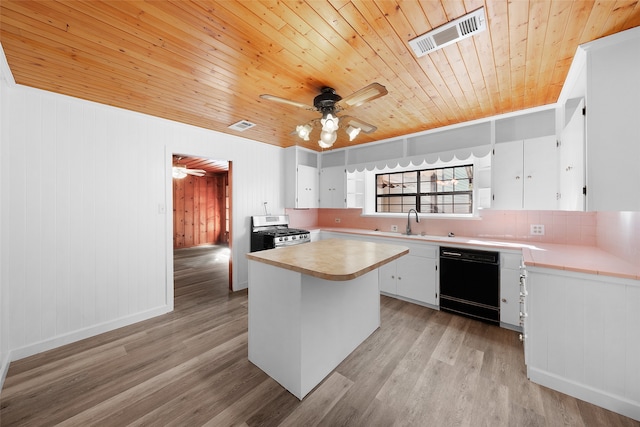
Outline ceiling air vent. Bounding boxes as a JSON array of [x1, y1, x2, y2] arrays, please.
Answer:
[[228, 120, 256, 131], [409, 7, 486, 57]]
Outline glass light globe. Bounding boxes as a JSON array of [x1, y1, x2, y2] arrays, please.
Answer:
[[320, 129, 337, 145], [296, 124, 312, 141], [321, 113, 339, 132]]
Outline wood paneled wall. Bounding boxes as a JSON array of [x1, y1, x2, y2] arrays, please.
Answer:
[[173, 174, 227, 248]]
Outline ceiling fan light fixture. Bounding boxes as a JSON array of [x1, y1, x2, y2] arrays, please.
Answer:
[[319, 129, 337, 147], [172, 166, 188, 179], [321, 113, 339, 132], [296, 124, 312, 141], [346, 125, 361, 141]]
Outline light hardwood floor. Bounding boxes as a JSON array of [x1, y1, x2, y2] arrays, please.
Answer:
[[1, 245, 638, 426]]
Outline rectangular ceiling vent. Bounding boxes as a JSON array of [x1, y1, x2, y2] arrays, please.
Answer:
[[409, 7, 486, 57], [228, 120, 256, 131]]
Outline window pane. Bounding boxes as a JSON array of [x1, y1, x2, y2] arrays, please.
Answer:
[[377, 165, 473, 214], [377, 174, 391, 195]]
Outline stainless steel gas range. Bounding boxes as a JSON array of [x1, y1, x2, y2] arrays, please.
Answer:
[[250, 215, 311, 252]]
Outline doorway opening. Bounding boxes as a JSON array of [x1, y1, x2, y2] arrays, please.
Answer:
[[171, 154, 233, 293]]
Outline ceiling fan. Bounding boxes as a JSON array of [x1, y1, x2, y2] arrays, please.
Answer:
[[172, 157, 206, 179], [260, 82, 388, 148]]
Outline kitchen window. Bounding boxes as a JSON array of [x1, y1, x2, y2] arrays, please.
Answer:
[[376, 165, 473, 214]]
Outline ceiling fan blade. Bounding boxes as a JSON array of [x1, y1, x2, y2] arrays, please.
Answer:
[[185, 169, 206, 176], [337, 82, 388, 109], [259, 94, 315, 110], [341, 115, 378, 133]]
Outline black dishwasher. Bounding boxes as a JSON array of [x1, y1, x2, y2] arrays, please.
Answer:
[[439, 247, 500, 324]]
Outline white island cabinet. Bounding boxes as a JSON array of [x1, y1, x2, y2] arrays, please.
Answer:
[[246, 239, 408, 400]]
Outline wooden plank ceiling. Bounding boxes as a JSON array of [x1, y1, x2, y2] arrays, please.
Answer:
[[174, 155, 229, 174], [1, 1, 639, 152]]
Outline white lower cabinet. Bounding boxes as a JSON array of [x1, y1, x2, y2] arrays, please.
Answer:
[[526, 267, 640, 421], [499, 252, 523, 331], [378, 243, 438, 307]]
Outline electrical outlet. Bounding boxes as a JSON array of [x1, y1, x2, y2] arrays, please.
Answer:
[[335, 218, 341, 223], [530, 224, 545, 235], [391, 225, 398, 232]]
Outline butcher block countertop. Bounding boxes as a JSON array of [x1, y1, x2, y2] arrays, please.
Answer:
[[316, 228, 640, 281], [246, 238, 409, 281]]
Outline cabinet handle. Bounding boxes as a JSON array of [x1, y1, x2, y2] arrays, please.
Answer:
[[527, 175, 532, 179], [391, 275, 395, 279], [515, 176, 521, 180], [501, 298, 507, 303], [398, 276, 402, 280], [520, 291, 528, 297]]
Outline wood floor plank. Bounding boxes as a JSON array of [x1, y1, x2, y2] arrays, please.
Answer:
[[431, 314, 472, 366], [1, 245, 638, 426], [375, 319, 446, 409], [278, 372, 353, 427]]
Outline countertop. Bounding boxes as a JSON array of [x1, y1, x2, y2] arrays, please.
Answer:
[[246, 238, 409, 281], [316, 227, 640, 281]]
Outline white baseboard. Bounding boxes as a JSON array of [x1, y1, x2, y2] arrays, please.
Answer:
[[0, 352, 10, 392], [528, 367, 640, 422], [0, 304, 172, 392]]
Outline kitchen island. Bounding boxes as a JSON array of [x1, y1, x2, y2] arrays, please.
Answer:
[[246, 238, 408, 399]]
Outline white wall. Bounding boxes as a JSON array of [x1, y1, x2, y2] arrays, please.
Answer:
[[586, 27, 640, 211], [0, 67, 283, 379]]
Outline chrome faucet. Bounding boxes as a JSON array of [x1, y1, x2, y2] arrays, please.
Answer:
[[406, 208, 419, 235]]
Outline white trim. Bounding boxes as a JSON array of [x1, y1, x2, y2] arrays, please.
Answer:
[[0, 42, 16, 85], [0, 352, 10, 392], [580, 25, 640, 53], [329, 103, 557, 157], [557, 46, 586, 105], [528, 367, 640, 422], [7, 305, 171, 362]]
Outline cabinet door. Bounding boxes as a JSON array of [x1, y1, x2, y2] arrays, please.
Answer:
[[378, 261, 397, 294], [396, 255, 437, 305], [559, 100, 585, 211], [500, 266, 522, 328], [320, 166, 345, 208], [297, 164, 318, 208], [492, 140, 524, 209], [523, 135, 558, 210]]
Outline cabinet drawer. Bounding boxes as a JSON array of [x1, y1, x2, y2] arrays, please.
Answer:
[[501, 253, 522, 269], [407, 244, 437, 258]]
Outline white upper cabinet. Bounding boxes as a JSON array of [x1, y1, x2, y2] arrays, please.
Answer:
[[492, 135, 558, 210], [492, 140, 523, 210], [319, 166, 346, 208], [559, 99, 586, 211], [296, 164, 319, 208], [284, 147, 318, 208]]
